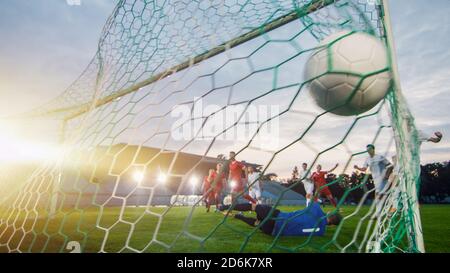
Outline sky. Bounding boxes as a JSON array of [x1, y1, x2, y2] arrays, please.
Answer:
[[0, 0, 449, 175], [0, 0, 114, 114]]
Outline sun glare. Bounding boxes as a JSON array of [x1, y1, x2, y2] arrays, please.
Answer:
[[133, 171, 145, 183], [0, 120, 61, 163]]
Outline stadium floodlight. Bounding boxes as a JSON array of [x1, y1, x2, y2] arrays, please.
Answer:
[[190, 176, 199, 192], [189, 176, 199, 187], [157, 173, 167, 184], [133, 171, 145, 184], [190, 176, 199, 194]]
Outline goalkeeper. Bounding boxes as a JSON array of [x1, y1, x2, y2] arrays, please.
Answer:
[[219, 202, 341, 236]]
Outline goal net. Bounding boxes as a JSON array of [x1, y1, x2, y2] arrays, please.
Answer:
[[0, 0, 424, 253]]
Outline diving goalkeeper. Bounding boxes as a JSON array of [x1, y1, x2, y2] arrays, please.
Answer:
[[219, 202, 341, 236]]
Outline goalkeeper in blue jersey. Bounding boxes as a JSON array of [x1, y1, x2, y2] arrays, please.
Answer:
[[219, 202, 342, 236]]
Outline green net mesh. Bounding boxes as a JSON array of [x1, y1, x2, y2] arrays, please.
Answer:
[[0, 0, 424, 253]]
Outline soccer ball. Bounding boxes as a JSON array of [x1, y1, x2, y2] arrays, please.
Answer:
[[304, 30, 392, 116]]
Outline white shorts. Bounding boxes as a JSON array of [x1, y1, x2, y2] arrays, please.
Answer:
[[249, 188, 261, 200], [303, 181, 314, 195], [391, 186, 401, 209], [223, 194, 232, 206], [374, 178, 389, 195]]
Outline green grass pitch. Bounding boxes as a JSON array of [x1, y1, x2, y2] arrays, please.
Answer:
[[1, 205, 449, 253]]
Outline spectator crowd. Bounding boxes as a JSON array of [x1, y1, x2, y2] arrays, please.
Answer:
[[281, 161, 450, 205]]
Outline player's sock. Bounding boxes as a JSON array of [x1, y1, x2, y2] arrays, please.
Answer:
[[306, 198, 310, 207], [235, 214, 257, 227], [329, 197, 337, 207]]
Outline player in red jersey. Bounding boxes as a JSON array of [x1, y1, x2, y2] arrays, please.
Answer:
[[202, 169, 216, 212], [228, 151, 257, 204], [310, 163, 339, 207], [210, 163, 226, 208]]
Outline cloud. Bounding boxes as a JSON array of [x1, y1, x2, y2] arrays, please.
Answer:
[[0, 0, 117, 116]]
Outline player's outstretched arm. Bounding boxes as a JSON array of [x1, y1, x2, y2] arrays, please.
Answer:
[[428, 131, 443, 143], [327, 163, 339, 173], [354, 165, 367, 172], [384, 166, 394, 180], [235, 214, 257, 227]]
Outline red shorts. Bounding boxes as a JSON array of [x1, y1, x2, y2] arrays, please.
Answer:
[[317, 185, 332, 197], [213, 186, 223, 195], [204, 190, 215, 202]]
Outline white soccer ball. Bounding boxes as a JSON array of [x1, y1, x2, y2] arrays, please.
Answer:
[[304, 30, 392, 116]]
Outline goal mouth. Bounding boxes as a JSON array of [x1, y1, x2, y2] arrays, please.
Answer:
[[0, 0, 424, 253]]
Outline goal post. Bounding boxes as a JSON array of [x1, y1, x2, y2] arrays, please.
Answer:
[[379, 0, 424, 253]]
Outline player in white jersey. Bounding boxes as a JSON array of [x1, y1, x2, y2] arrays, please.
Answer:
[[355, 144, 393, 194], [247, 166, 262, 204], [299, 163, 314, 207], [354, 144, 393, 218], [387, 130, 443, 214]]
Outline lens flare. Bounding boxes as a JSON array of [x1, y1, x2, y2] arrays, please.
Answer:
[[157, 173, 167, 184], [133, 171, 145, 183], [189, 176, 199, 186]]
